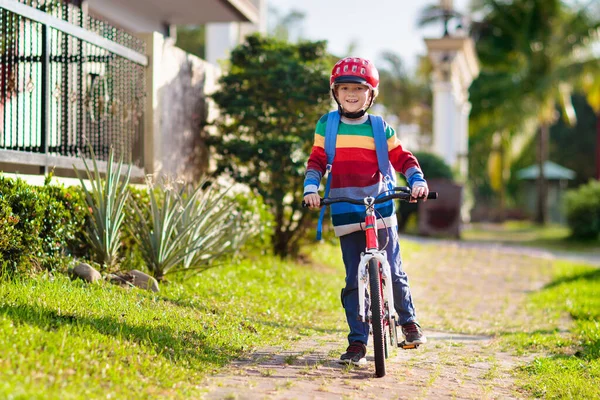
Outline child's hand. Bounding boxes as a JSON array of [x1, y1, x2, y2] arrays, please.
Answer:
[[410, 182, 429, 202], [303, 193, 321, 209]]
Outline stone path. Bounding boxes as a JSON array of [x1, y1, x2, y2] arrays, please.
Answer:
[[201, 330, 525, 400], [198, 239, 576, 399]]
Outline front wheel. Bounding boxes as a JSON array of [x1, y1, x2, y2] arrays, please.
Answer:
[[368, 258, 385, 377]]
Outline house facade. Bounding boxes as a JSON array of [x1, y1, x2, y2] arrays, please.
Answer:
[[0, 0, 260, 181]]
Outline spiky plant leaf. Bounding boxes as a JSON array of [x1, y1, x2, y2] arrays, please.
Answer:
[[73, 147, 131, 269]]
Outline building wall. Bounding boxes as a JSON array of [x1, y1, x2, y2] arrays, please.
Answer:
[[205, 0, 266, 65], [86, 0, 167, 34], [141, 33, 220, 182], [158, 40, 220, 181]]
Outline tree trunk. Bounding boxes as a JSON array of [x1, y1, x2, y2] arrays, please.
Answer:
[[535, 124, 549, 225], [498, 138, 506, 223], [272, 229, 292, 258]]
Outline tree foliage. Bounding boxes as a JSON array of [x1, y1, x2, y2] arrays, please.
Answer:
[[377, 52, 432, 138], [175, 25, 205, 59], [209, 34, 332, 257], [468, 0, 600, 221]]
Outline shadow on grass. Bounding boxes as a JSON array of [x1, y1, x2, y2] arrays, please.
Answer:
[[542, 268, 600, 289], [0, 302, 238, 368], [161, 296, 345, 336]]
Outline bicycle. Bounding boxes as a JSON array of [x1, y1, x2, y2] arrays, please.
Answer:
[[304, 186, 437, 377]]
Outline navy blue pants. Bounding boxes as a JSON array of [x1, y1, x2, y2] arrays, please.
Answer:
[[339, 226, 417, 345]]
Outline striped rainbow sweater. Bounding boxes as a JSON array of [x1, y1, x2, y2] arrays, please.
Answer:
[[303, 113, 425, 237]]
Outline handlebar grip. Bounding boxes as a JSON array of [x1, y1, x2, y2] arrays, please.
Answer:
[[302, 200, 323, 207], [427, 192, 438, 200]]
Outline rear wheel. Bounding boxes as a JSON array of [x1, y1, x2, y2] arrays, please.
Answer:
[[368, 258, 385, 377]]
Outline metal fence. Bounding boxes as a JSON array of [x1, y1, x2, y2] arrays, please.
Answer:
[[0, 0, 147, 175]]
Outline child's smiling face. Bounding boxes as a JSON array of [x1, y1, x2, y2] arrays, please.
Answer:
[[334, 83, 371, 115]]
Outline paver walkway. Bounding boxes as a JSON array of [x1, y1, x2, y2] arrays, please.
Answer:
[[199, 238, 580, 399]]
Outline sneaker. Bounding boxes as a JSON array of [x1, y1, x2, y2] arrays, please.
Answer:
[[339, 341, 367, 366], [402, 322, 427, 345]]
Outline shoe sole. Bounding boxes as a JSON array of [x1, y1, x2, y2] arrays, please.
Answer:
[[339, 357, 367, 366], [404, 337, 427, 346]]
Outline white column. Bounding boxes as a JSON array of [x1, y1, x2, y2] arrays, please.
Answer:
[[205, 0, 266, 66], [205, 23, 240, 66], [456, 101, 471, 179], [432, 80, 457, 169], [425, 37, 479, 181], [138, 32, 164, 176]]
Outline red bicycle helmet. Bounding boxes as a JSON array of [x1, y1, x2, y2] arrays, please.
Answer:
[[330, 57, 379, 89]]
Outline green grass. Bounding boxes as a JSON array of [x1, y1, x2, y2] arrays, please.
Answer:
[[0, 248, 346, 399], [500, 261, 600, 399], [462, 221, 600, 253]]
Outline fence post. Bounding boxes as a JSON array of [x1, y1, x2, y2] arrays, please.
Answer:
[[40, 22, 50, 175]]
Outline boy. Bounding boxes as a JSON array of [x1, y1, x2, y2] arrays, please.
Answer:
[[303, 57, 429, 366]]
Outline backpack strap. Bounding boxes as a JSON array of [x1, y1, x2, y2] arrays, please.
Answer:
[[369, 115, 395, 190], [316, 111, 340, 240], [324, 111, 339, 165]]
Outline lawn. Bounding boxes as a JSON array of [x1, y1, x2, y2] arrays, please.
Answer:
[[2, 235, 599, 399], [502, 261, 600, 399], [0, 244, 346, 399]]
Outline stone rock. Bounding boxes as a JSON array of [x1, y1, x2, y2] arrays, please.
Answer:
[[128, 269, 159, 292], [71, 263, 102, 283], [105, 270, 159, 292], [105, 273, 133, 289]]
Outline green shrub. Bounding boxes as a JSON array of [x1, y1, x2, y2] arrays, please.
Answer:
[[38, 183, 88, 257], [0, 176, 88, 276], [0, 177, 44, 273], [413, 151, 454, 181], [398, 152, 454, 232], [229, 189, 273, 255], [564, 180, 600, 240], [0, 197, 22, 274]]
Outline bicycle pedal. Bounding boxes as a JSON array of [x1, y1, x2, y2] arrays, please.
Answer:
[[398, 341, 419, 349]]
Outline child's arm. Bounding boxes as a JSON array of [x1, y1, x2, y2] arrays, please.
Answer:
[[303, 121, 328, 207]]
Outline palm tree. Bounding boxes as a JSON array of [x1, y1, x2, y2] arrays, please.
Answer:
[[418, 1, 467, 37], [581, 69, 600, 180], [469, 0, 600, 224], [267, 7, 306, 42], [377, 52, 432, 140]]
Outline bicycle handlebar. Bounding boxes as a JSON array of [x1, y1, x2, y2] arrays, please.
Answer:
[[302, 187, 438, 208]]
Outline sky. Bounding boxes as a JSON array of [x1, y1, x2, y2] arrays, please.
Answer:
[[267, 0, 471, 71]]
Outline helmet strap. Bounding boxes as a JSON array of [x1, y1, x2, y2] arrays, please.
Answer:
[[332, 89, 375, 119]]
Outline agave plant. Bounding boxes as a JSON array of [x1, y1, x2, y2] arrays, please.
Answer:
[[178, 182, 253, 273], [129, 177, 251, 281], [73, 147, 131, 269]]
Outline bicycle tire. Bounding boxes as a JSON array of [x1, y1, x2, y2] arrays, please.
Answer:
[[368, 258, 386, 377]]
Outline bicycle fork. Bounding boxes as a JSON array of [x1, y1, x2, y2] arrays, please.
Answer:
[[357, 251, 397, 324]]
